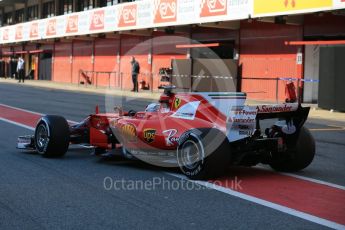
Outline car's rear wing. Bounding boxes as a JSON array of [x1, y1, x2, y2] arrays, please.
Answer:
[[226, 103, 310, 142], [194, 92, 310, 142], [255, 103, 310, 122]]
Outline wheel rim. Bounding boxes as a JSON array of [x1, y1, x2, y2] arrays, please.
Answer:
[[36, 124, 48, 149], [180, 140, 202, 170]]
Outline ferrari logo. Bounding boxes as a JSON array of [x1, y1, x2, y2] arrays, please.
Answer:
[[143, 129, 156, 144], [174, 98, 181, 109], [121, 124, 137, 142]]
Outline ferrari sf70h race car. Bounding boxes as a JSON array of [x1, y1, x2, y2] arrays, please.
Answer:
[[17, 86, 315, 180]]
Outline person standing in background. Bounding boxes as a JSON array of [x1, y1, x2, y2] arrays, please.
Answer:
[[12, 57, 19, 79], [9, 57, 16, 79], [131, 57, 140, 92], [5, 59, 9, 79], [17, 56, 25, 83]]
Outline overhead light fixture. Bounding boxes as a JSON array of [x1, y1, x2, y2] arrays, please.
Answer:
[[176, 43, 220, 49]]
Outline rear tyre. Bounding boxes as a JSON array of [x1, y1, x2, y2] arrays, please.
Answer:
[[177, 128, 231, 180], [269, 127, 315, 172], [34, 115, 70, 158]]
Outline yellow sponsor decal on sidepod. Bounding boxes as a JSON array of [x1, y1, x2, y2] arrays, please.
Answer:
[[121, 124, 137, 142]]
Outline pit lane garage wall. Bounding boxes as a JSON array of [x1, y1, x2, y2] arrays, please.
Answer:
[[239, 20, 303, 101], [1, 0, 345, 100]]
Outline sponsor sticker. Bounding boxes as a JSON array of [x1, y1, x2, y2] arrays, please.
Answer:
[[256, 104, 298, 113], [130, 149, 175, 157], [171, 101, 200, 120], [121, 124, 137, 143], [227, 106, 257, 142], [162, 129, 179, 146], [177, 131, 191, 145], [143, 129, 156, 144]]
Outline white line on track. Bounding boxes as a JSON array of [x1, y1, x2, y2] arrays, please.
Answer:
[[280, 172, 345, 191], [254, 165, 345, 191], [0, 117, 35, 131], [167, 173, 345, 230], [1, 103, 345, 229], [0, 103, 77, 125], [0, 103, 43, 116]]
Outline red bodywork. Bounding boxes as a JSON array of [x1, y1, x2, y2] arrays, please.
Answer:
[[87, 93, 227, 152], [70, 88, 307, 166]]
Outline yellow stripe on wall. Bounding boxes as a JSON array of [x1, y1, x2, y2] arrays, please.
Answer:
[[254, 0, 333, 15]]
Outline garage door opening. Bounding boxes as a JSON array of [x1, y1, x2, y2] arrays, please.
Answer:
[[191, 40, 235, 59], [172, 40, 238, 92]]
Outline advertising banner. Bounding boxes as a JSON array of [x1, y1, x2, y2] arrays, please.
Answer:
[[253, 0, 333, 17], [0, 0, 344, 45], [333, 0, 345, 9]]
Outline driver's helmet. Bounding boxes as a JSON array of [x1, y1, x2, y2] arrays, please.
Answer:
[[145, 103, 160, 112]]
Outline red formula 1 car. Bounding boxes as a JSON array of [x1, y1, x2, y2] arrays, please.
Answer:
[[17, 86, 315, 180]]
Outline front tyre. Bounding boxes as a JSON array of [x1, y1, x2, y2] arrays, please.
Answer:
[[177, 128, 231, 180], [121, 147, 134, 159], [35, 115, 70, 158], [269, 127, 315, 172]]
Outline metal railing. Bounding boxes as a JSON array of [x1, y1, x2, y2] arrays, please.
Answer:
[[77, 70, 318, 103], [78, 70, 158, 92], [78, 70, 119, 89]]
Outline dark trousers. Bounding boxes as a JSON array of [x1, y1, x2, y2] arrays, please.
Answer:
[[132, 74, 138, 92], [18, 69, 25, 83]]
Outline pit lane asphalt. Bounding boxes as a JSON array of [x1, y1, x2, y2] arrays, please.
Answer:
[[0, 83, 343, 230]]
